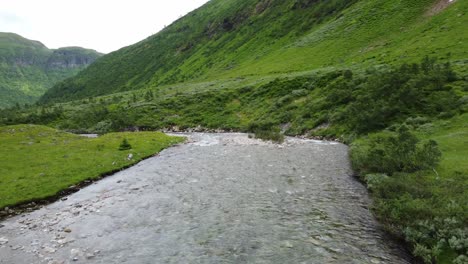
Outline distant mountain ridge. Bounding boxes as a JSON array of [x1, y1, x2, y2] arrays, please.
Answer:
[[0, 32, 102, 108]]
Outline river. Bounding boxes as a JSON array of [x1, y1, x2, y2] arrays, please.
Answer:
[[0, 133, 410, 263]]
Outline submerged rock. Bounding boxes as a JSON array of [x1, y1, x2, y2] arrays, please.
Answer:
[[0, 237, 9, 245]]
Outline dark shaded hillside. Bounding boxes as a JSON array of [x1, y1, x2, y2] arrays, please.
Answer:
[[0, 33, 102, 108], [41, 0, 466, 103]]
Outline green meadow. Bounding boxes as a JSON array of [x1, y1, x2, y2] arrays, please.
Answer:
[[0, 125, 184, 209]]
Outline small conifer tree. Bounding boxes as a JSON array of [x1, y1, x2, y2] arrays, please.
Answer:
[[118, 138, 132, 150]]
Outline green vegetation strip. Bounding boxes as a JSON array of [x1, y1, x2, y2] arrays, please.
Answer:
[[1, 59, 467, 263], [350, 115, 468, 263], [0, 125, 184, 209]]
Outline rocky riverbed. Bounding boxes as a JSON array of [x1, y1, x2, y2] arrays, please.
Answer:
[[0, 133, 410, 263]]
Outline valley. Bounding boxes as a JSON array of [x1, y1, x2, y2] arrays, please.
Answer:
[[0, 33, 102, 108], [0, 0, 467, 263]]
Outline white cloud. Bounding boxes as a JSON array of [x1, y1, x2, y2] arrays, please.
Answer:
[[0, 0, 210, 53]]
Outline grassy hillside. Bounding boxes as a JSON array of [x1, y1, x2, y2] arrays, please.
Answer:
[[0, 33, 102, 108], [41, 0, 467, 103], [0, 125, 183, 209]]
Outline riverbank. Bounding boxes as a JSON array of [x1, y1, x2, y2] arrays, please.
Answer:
[[0, 133, 411, 263], [0, 124, 184, 218]]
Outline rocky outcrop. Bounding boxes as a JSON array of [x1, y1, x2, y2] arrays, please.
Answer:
[[46, 47, 101, 70], [0, 32, 103, 107]]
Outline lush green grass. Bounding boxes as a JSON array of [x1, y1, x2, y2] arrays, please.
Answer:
[[0, 124, 184, 209], [229, 0, 467, 77], [40, 0, 467, 103], [0, 32, 102, 108], [418, 114, 468, 177]]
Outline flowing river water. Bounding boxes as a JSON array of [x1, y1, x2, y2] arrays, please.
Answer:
[[0, 133, 410, 263]]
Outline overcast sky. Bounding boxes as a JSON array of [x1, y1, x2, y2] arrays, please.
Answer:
[[0, 0, 210, 53]]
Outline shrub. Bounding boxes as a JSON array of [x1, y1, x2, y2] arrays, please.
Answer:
[[248, 121, 284, 143], [342, 58, 461, 134], [118, 138, 132, 150], [291, 89, 309, 97], [92, 120, 113, 134], [405, 217, 468, 263], [364, 173, 389, 191], [253, 130, 285, 143], [405, 116, 430, 128], [351, 125, 441, 175]]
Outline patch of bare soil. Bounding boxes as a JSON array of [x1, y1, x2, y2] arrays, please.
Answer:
[[426, 0, 457, 16]]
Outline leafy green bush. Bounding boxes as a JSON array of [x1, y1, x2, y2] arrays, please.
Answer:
[[351, 125, 441, 175], [364, 168, 468, 263], [343, 59, 460, 134], [405, 217, 468, 263], [91, 120, 113, 134], [405, 116, 430, 128], [363, 173, 389, 191]]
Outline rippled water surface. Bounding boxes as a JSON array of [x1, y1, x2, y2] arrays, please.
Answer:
[[0, 133, 410, 263]]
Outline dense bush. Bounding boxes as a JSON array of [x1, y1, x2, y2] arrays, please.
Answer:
[[350, 120, 468, 263], [351, 125, 441, 175], [341, 59, 461, 134], [366, 170, 468, 263]]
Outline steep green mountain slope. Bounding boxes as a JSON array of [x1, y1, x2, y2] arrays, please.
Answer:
[[0, 32, 102, 108], [41, 0, 466, 103]]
